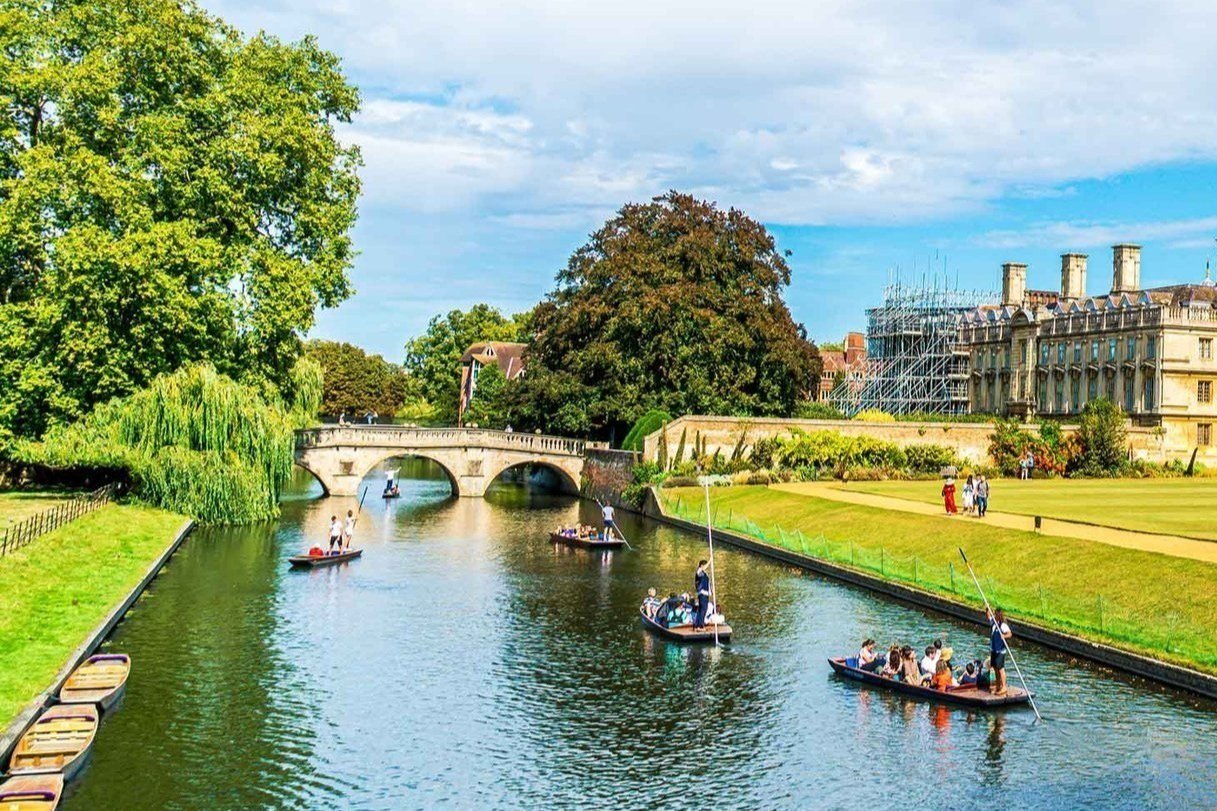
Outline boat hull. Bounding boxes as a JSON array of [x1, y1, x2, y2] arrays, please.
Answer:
[[59, 653, 130, 713], [549, 532, 625, 550], [0, 773, 64, 810], [9, 705, 99, 783], [639, 607, 731, 643], [288, 549, 363, 568], [827, 657, 1031, 707]]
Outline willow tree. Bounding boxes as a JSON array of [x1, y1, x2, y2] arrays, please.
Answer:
[[20, 364, 298, 524], [0, 0, 361, 439]]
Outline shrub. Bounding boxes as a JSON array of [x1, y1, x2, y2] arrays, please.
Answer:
[[904, 444, 959, 473], [663, 475, 699, 488], [853, 409, 896, 422], [794, 401, 846, 420], [621, 409, 673, 451], [1072, 398, 1129, 476]]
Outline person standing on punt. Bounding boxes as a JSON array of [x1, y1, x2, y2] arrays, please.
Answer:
[[343, 509, 356, 551], [327, 515, 343, 553], [693, 560, 711, 630], [988, 608, 1013, 697], [601, 502, 617, 539]]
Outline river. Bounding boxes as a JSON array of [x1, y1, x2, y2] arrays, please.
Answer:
[[63, 461, 1217, 809]]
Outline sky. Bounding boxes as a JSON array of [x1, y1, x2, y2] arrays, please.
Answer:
[[208, 0, 1217, 359]]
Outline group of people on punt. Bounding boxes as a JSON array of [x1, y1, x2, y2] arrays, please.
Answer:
[[640, 561, 724, 630], [305, 510, 357, 557], [554, 524, 605, 540], [853, 610, 1013, 695]]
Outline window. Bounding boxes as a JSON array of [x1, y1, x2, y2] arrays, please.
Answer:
[[1055, 378, 1064, 412], [1106, 374, 1116, 401], [1038, 381, 1047, 412], [1003, 347, 1011, 368], [1057, 343, 1066, 363], [1143, 377, 1155, 410], [1200, 424, 1212, 447], [1202, 338, 1213, 360], [1146, 336, 1157, 359], [1090, 341, 1100, 362], [1071, 380, 1080, 412], [1124, 378, 1135, 412], [1200, 380, 1213, 404], [1073, 341, 1082, 362], [1108, 338, 1117, 361], [1040, 343, 1050, 364], [1087, 374, 1098, 401], [1126, 337, 1137, 361]]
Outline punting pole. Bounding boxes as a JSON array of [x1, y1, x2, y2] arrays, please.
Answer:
[[595, 497, 634, 550], [703, 482, 721, 647], [958, 548, 1042, 721]]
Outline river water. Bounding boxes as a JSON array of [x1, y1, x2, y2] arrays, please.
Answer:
[[63, 462, 1217, 810]]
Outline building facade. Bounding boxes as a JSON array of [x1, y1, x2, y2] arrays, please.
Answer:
[[457, 342, 527, 424], [958, 245, 1217, 461], [817, 332, 868, 401]]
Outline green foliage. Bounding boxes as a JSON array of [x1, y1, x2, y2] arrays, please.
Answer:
[[462, 363, 510, 428], [853, 409, 896, 423], [621, 409, 672, 451], [0, 0, 361, 439], [14, 364, 295, 523], [672, 427, 688, 470], [895, 412, 999, 423], [1074, 398, 1129, 475], [903, 443, 959, 473], [988, 418, 1073, 476], [794, 401, 846, 420], [621, 460, 664, 506], [510, 192, 821, 436], [402, 304, 530, 423], [306, 340, 412, 420], [817, 341, 844, 352], [657, 425, 670, 470], [746, 429, 960, 479]]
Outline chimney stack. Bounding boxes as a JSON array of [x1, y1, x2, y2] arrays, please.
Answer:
[[1060, 253, 1087, 302], [1001, 262, 1028, 307], [1112, 244, 1141, 294]]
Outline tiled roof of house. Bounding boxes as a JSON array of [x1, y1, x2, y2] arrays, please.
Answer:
[[461, 341, 528, 378]]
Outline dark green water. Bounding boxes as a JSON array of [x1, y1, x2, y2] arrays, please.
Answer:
[[62, 462, 1217, 809]]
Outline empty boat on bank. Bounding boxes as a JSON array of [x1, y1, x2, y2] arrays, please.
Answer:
[[59, 653, 130, 712], [827, 657, 1032, 708], [0, 774, 64, 810], [8, 705, 99, 781]]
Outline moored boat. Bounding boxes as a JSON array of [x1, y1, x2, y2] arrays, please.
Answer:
[[827, 657, 1032, 707], [288, 549, 363, 568], [549, 531, 625, 550], [0, 774, 64, 810], [639, 606, 732, 643], [8, 705, 99, 781], [59, 653, 131, 712]]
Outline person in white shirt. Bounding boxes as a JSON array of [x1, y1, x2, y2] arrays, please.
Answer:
[[601, 503, 616, 539], [343, 509, 356, 550], [328, 515, 343, 553], [920, 646, 940, 678], [858, 638, 882, 672]]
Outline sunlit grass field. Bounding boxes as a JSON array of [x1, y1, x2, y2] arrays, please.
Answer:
[[0, 491, 75, 526], [836, 477, 1217, 540]]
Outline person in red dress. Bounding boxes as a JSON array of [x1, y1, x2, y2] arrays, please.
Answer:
[[941, 477, 958, 515]]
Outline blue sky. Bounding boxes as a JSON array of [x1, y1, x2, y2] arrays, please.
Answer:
[[210, 0, 1217, 359]]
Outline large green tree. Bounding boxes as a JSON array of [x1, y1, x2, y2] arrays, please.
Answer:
[[305, 340, 413, 420], [403, 304, 529, 423], [510, 192, 820, 438], [0, 0, 361, 439]]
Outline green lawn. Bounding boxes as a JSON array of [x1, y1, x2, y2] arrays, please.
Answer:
[[663, 486, 1217, 674], [837, 478, 1217, 540], [0, 491, 75, 525], [0, 503, 187, 728]]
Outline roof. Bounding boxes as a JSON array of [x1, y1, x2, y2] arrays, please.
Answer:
[[461, 341, 528, 378]]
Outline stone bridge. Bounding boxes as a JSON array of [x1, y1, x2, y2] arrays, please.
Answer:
[[294, 426, 598, 497]]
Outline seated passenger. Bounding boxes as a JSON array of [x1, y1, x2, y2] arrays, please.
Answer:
[[705, 601, 725, 625], [900, 647, 924, 685], [307, 546, 324, 557], [881, 646, 902, 678], [642, 588, 662, 619], [920, 646, 939, 678], [934, 638, 954, 668], [930, 659, 956, 691], [858, 639, 883, 672], [974, 659, 991, 691], [958, 662, 978, 686]]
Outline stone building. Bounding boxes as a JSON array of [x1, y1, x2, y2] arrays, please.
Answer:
[[817, 332, 868, 401], [457, 341, 527, 424], [957, 244, 1217, 461]]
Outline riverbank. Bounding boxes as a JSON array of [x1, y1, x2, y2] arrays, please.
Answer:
[[0, 502, 190, 730], [658, 485, 1217, 680]]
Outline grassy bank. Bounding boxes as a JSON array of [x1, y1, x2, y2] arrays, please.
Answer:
[[1, 492, 73, 525], [0, 502, 188, 728], [837, 478, 1217, 540], [662, 486, 1217, 675]]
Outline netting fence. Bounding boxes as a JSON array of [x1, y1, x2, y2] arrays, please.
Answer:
[[1, 484, 120, 559]]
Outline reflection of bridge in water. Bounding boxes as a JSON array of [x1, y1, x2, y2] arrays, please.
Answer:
[[294, 426, 598, 497]]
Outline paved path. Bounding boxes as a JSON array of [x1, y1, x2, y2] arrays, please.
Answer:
[[771, 482, 1217, 564]]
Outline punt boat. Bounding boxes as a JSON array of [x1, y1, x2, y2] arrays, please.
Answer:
[[639, 606, 732, 643], [549, 531, 625, 550], [382, 488, 400, 499], [8, 705, 99, 781], [288, 549, 363, 568], [827, 657, 1032, 707], [0, 774, 64, 810], [59, 653, 131, 712]]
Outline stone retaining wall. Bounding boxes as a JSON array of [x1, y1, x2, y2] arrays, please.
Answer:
[[582, 448, 640, 504]]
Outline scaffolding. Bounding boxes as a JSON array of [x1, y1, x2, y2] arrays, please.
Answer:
[[830, 276, 994, 416]]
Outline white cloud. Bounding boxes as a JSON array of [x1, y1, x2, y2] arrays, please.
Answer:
[[979, 215, 1217, 250], [210, 0, 1217, 225]]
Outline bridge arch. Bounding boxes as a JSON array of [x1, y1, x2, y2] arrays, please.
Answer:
[[355, 450, 460, 497], [487, 458, 581, 495]]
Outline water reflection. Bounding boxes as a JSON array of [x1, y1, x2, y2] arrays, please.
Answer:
[[63, 464, 1217, 810]]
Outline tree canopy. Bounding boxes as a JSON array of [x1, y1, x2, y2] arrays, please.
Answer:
[[0, 0, 361, 439], [510, 192, 820, 437], [306, 340, 413, 419], [403, 304, 530, 422]]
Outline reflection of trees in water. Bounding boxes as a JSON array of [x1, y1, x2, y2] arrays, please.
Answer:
[[64, 523, 324, 810]]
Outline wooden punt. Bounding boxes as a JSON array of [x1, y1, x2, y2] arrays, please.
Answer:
[[0, 774, 64, 810], [288, 549, 363, 568], [639, 606, 732, 643], [549, 531, 625, 550], [59, 653, 130, 712], [9, 705, 99, 781], [381, 488, 400, 499], [827, 657, 1032, 707]]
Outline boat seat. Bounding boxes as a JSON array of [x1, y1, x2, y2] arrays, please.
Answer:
[[844, 657, 859, 669]]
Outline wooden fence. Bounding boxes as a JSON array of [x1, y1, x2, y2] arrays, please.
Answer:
[[0, 484, 119, 558]]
